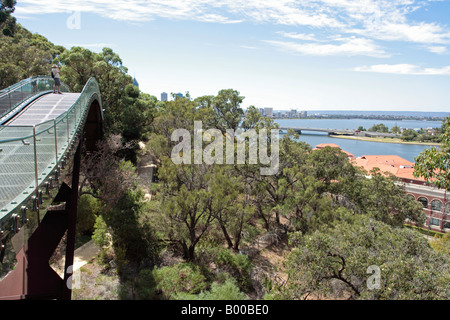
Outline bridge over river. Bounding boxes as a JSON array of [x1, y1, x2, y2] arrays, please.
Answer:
[[278, 126, 399, 139], [278, 126, 354, 135], [0, 76, 103, 300]]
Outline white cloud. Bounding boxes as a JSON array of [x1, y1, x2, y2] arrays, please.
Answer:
[[240, 45, 259, 50], [427, 46, 447, 54], [15, 0, 450, 48], [352, 22, 450, 44], [15, 0, 242, 24], [276, 31, 320, 41], [264, 37, 388, 57], [354, 64, 450, 75]]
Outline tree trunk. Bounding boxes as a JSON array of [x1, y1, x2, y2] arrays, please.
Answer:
[[218, 219, 234, 249]]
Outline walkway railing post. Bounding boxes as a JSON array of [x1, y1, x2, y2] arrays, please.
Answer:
[[54, 119, 59, 166], [8, 87, 12, 113], [66, 112, 70, 144], [74, 102, 77, 128], [32, 126, 40, 224]]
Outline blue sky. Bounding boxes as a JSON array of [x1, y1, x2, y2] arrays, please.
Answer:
[[13, 0, 450, 112]]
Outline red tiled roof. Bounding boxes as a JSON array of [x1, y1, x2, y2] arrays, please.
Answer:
[[313, 143, 355, 158], [351, 155, 426, 182]]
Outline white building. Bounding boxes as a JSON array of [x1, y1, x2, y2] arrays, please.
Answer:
[[264, 108, 273, 117]]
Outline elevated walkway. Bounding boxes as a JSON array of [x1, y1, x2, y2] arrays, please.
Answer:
[[0, 77, 103, 300]]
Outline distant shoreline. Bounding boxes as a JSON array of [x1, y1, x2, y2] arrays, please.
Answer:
[[272, 116, 447, 122], [329, 134, 442, 147]]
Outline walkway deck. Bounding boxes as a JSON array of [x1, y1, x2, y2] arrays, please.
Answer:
[[6, 93, 80, 126]]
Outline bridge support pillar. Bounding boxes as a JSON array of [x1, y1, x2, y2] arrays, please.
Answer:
[[62, 140, 81, 300]]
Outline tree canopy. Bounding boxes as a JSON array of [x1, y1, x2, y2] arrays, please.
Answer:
[[414, 116, 450, 190]]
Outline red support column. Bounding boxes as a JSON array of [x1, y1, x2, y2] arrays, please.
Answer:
[[62, 140, 82, 300]]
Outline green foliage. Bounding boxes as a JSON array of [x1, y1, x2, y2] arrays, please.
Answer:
[[273, 213, 450, 300], [0, 0, 16, 36], [104, 187, 160, 267], [134, 269, 157, 300], [355, 169, 425, 227], [0, 26, 54, 88], [204, 89, 245, 134], [91, 214, 113, 265], [414, 116, 450, 190], [152, 263, 208, 300], [175, 279, 248, 300], [213, 248, 253, 291], [430, 232, 450, 256], [92, 215, 110, 249], [369, 123, 389, 133], [401, 129, 418, 141], [77, 194, 102, 235], [157, 158, 215, 261], [390, 125, 401, 134]]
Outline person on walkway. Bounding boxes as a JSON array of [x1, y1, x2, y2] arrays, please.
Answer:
[[51, 64, 62, 94]]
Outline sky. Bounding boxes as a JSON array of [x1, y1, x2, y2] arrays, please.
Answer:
[[12, 0, 450, 112]]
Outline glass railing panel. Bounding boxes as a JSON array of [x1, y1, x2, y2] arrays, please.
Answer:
[[34, 121, 58, 191], [55, 115, 70, 163], [0, 76, 71, 121], [0, 126, 36, 218]]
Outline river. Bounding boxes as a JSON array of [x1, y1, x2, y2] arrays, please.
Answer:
[[274, 118, 443, 162]]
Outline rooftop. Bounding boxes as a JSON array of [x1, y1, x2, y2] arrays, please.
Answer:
[[351, 154, 425, 182], [313, 143, 355, 159]]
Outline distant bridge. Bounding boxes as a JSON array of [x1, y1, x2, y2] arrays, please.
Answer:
[[0, 76, 103, 300], [278, 126, 354, 135]]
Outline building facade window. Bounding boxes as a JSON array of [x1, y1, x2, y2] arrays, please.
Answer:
[[430, 218, 441, 226], [444, 220, 450, 229], [431, 200, 442, 211], [418, 197, 428, 208], [446, 203, 450, 214]]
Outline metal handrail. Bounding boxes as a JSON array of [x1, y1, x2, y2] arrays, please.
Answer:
[[0, 76, 71, 121], [0, 77, 101, 224]]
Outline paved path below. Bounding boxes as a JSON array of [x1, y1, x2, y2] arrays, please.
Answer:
[[52, 239, 100, 278]]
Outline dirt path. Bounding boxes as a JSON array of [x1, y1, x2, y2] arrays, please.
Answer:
[[52, 240, 100, 277]]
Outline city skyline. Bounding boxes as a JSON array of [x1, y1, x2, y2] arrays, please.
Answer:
[[13, 0, 450, 112]]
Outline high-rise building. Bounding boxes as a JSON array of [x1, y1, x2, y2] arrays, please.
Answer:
[[259, 108, 265, 116], [264, 108, 273, 117], [133, 77, 139, 88], [161, 92, 168, 102], [175, 93, 183, 99]]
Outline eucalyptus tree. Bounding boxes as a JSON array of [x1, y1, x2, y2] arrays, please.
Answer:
[[0, 0, 16, 36], [269, 213, 450, 300], [414, 116, 450, 190]]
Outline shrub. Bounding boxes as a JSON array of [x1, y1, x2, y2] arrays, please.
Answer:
[[213, 248, 253, 291], [175, 279, 248, 300], [135, 269, 157, 300], [152, 263, 208, 300], [77, 194, 101, 235]]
